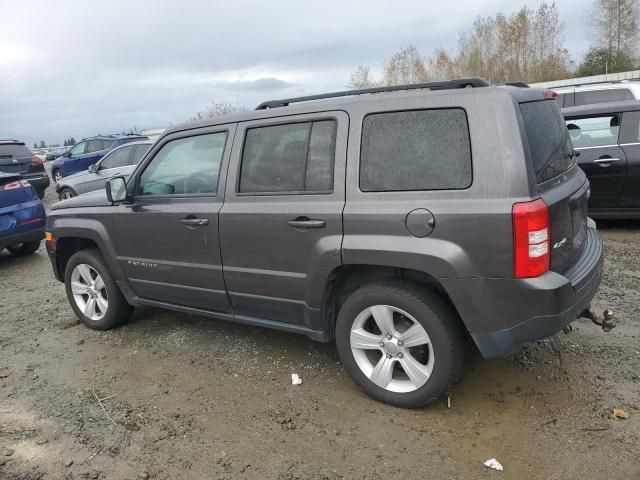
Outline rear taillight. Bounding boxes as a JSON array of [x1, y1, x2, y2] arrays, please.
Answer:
[[513, 198, 550, 278], [45, 231, 57, 253], [0, 179, 29, 191], [543, 90, 558, 99], [32, 156, 44, 165]]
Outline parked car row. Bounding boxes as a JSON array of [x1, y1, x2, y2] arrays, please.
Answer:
[[50, 133, 148, 183], [56, 140, 152, 199], [45, 79, 609, 408]]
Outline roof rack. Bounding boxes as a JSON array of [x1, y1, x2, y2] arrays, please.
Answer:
[[255, 77, 491, 110]]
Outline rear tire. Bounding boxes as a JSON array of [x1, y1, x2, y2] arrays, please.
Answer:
[[7, 240, 41, 256], [335, 280, 465, 408], [59, 188, 76, 200], [36, 188, 46, 199], [64, 248, 133, 330], [52, 169, 63, 183]]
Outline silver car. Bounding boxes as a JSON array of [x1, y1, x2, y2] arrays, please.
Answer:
[[56, 140, 151, 200]]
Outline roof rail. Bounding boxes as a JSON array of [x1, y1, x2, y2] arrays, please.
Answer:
[[503, 81, 529, 88], [255, 77, 491, 110]]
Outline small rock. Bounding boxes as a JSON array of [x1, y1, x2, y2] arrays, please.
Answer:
[[3, 448, 14, 457], [137, 473, 149, 480], [65, 459, 74, 467]]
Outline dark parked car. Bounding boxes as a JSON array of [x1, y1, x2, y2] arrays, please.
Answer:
[[50, 134, 149, 183], [56, 140, 152, 200], [45, 79, 604, 407], [45, 148, 66, 161], [563, 100, 640, 218], [0, 140, 50, 199], [0, 172, 45, 256]]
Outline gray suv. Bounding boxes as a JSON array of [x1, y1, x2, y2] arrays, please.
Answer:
[[45, 79, 604, 407]]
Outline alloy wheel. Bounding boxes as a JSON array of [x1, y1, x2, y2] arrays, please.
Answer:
[[350, 305, 434, 393], [70, 264, 108, 321]]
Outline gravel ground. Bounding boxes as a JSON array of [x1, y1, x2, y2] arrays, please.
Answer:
[[0, 175, 638, 479]]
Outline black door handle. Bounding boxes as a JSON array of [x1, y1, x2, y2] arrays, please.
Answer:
[[287, 217, 326, 229], [180, 217, 209, 227]]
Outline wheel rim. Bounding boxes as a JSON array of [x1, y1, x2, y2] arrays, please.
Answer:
[[61, 189, 75, 200], [70, 264, 108, 321], [350, 305, 434, 393], [54, 171, 62, 182]]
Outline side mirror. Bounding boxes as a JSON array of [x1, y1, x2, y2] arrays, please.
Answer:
[[88, 164, 98, 173], [106, 176, 128, 203]]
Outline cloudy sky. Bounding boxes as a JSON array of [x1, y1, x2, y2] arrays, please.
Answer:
[[1, 0, 590, 147]]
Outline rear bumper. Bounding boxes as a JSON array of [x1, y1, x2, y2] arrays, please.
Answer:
[[443, 226, 603, 358], [0, 227, 44, 250], [22, 174, 50, 191]]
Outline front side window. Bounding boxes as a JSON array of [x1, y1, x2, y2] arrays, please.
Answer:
[[137, 132, 227, 196], [564, 115, 621, 149], [239, 120, 336, 194], [100, 146, 133, 170], [575, 88, 633, 106], [69, 142, 86, 156], [360, 109, 472, 191]]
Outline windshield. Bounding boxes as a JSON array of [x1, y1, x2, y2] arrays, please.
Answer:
[[519, 100, 575, 183]]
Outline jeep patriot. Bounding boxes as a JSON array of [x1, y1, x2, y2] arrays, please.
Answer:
[[46, 79, 604, 407]]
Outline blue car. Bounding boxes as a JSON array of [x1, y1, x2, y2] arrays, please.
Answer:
[[51, 134, 148, 183], [0, 173, 45, 256]]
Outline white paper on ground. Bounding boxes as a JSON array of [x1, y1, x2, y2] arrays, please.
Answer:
[[484, 458, 503, 472]]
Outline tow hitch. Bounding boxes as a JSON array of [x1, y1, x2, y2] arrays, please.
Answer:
[[579, 308, 616, 332]]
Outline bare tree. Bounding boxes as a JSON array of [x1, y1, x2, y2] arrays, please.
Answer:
[[589, 0, 639, 57], [382, 46, 429, 85], [349, 65, 377, 89], [190, 101, 245, 121]]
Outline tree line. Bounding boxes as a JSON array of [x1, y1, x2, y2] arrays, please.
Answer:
[[349, 0, 639, 88]]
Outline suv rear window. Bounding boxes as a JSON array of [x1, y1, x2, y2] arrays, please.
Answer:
[[575, 88, 633, 106], [360, 109, 472, 192], [519, 100, 574, 184], [0, 143, 33, 158]]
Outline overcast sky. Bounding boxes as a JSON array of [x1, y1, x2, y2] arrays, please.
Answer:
[[1, 0, 591, 147]]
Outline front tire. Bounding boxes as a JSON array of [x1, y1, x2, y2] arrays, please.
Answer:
[[7, 240, 41, 256], [335, 281, 465, 408], [59, 187, 76, 200], [64, 248, 133, 330]]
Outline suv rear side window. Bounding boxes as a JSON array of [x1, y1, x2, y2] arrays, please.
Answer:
[[565, 115, 621, 148], [239, 120, 336, 194], [575, 88, 633, 106], [359, 109, 471, 192], [519, 100, 574, 183], [0, 144, 33, 158]]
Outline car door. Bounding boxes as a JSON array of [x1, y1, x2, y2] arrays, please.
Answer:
[[219, 112, 347, 330], [565, 113, 627, 209], [65, 141, 89, 174], [112, 125, 235, 313], [619, 110, 640, 209]]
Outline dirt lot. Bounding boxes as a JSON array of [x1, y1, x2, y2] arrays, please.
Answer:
[[1, 182, 639, 480]]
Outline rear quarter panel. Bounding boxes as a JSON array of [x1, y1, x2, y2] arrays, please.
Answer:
[[341, 89, 533, 280]]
